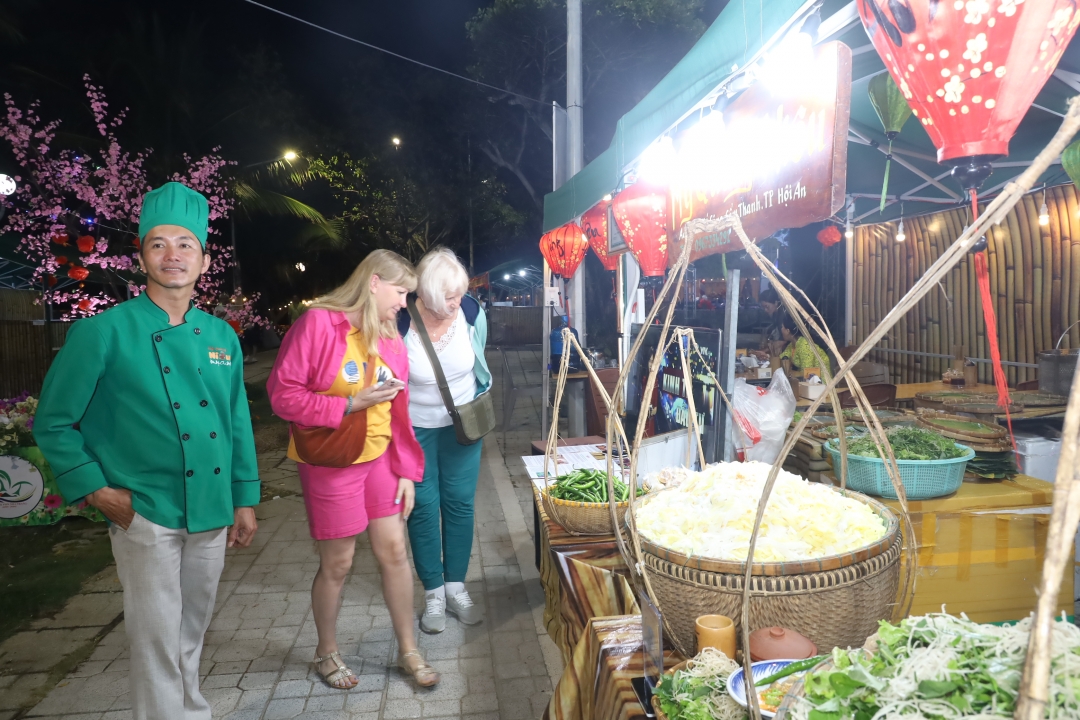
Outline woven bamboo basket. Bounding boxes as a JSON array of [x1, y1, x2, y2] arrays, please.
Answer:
[[541, 489, 628, 536], [636, 489, 901, 655]]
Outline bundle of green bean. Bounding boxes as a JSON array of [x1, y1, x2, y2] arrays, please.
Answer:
[[547, 469, 643, 503]]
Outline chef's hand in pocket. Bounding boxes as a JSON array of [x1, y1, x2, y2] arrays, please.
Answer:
[[395, 478, 415, 520]]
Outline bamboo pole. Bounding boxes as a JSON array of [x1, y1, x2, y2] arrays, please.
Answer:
[[1068, 187, 1080, 349], [1004, 209, 1019, 386], [1040, 195, 1053, 355], [1061, 186, 1076, 350], [1049, 186, 1064, 346]]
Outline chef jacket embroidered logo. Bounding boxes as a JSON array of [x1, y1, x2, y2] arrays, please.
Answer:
[[344, 360, 361, 384], [208, 346, 232, 366]]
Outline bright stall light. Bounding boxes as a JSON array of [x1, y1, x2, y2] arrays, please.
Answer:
[[295, 262, 306, 272], [518, 269, 526, 276], [1039, 201, 1050, 226], [504, 274, 510, 280], [283, 150, 298, 161], [895, 218, 906, 242], [845, 221, 854, 240], [0, 174, 15, 196]]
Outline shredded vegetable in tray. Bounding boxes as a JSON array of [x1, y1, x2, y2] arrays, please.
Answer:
[[636, 462, 888, 563], [655, 648, 745, 720], [791, 613, 1080, 720]]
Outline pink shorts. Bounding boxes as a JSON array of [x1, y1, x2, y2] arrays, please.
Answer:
[[297, 451, 400, 540]]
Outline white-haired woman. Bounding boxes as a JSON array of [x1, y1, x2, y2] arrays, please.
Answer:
[[397, 247, 491, 632], [267, 250, 439, 689]]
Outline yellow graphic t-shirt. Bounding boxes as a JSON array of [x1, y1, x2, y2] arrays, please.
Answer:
[[288, 329, 393, 464]]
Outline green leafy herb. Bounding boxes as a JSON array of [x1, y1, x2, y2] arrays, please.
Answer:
[[845, 427, 966, 461]]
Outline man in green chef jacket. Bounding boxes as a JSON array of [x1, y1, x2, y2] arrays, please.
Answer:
[[34, 182, 260, 720]]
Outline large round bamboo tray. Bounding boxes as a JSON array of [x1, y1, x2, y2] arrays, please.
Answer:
[[541, 489, 628, 536], [636, 491, 901, 654], [637, 488, 900, 576]]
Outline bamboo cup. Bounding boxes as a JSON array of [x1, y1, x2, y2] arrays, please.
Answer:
[[696, 614, 737, 660]]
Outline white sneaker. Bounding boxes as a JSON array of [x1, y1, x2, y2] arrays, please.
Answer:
[[420, 593, 446, 634], [446, 590, 483, 626]]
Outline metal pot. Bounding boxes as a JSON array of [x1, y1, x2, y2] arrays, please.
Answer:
[[1038, 349, 1079, 397]]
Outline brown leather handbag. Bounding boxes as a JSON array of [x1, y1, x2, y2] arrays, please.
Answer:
[[290, 356, 376, 467]]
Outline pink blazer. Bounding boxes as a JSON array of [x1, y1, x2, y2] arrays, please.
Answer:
[[266, 308, 424, 482]]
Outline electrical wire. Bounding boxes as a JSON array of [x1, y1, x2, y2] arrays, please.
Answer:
[[240, 0, 548, 106]]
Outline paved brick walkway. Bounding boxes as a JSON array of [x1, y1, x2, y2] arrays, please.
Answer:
[[0, 349, 561, 720]]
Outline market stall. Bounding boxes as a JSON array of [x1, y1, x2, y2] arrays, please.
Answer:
[[532, 1, 1080, 719]]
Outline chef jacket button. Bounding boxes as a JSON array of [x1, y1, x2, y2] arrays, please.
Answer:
[[210, 432, 217, 439], [186, 470, 194, 477], [182, 433, 190, 441], [173, 402, 181, 409], [194, 328, 201, 335], [214, 467, 221, 474], [155, 335, 162, 342], [163, 366, 171, 374], [200, 400, 208, 407]]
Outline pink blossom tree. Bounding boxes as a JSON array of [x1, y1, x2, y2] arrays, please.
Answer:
[[0, 75, 267, 329]]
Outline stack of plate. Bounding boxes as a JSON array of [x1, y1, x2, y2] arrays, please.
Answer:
[[915, 411, 1016, 479]]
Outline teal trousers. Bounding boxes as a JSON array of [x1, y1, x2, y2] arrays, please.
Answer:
[[407, 426, 483, 591]]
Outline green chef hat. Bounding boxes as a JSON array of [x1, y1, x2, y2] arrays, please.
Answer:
[[138, 182, 209, 247]]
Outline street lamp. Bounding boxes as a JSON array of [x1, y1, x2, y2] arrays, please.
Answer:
[[283, 150, 298, 161]]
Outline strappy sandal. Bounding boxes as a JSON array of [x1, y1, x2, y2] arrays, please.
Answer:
[[398, 649, 440, 688], [313, 650, 357, 689]]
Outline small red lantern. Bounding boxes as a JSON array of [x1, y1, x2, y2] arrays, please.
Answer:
[[859, 0, 1080, 189], [539, 223, 589, 278], [76, 235, 96, 253], [77, 299, 92, 312], [612, 182, 669, 276], [52, 233, 69, 246], [817, 225, 842, 248], [46, 274, 57, 287], [580, 203, 618, 271], [55, 255, 68, 266], [67, 266, 89, 282]]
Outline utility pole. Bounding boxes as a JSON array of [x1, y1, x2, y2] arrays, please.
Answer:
[[467, 136, 474, 276], [565, 0, 586, 437]]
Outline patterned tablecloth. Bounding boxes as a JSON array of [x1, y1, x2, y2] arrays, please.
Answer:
[[535, 488, 636, 662], [544, 615, 684, 720]]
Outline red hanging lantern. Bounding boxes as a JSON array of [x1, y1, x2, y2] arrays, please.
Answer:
[[77, 299, 92, 312], [55, 255, 68, 266], [612, 182, 669, 277], [858, 1, 1080, 190], [76, 235, 96, 253], [67, 266, 89, 281], [817, 225, 842, 248], [52, 233, 69, 246], [538, 222, 589, 278], [580, 202, 618, 270]]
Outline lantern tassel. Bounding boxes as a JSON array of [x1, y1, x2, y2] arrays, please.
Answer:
[[879, 140, 893, 214], [970, 188, 1018, 460]]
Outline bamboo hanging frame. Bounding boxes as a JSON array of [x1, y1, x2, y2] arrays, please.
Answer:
[[541, 95, 1080, 720]]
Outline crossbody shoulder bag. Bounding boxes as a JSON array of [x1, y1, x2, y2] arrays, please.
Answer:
[[291, 349, 376, 468], [407, 296, 495, 445]]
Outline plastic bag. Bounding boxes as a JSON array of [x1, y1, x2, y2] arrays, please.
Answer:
[[731, 370, 797, 464]]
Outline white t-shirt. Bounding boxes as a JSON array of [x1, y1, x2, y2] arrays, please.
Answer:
[[406, 310, 478, 428]]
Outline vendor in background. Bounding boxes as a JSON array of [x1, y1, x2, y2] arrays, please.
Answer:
[[779, 312, 831, 379], [748, 288, 785, 360], [696, 291, 715, 310]]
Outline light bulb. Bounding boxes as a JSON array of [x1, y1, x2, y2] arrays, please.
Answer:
[[896, 218, 906, 242], [1039, 202, 1050, 226], [845, 221, 853, 240]]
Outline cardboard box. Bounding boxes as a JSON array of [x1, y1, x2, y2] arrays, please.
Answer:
[[799, 381, 825, 399], [754, 367, 772, 379], [878, 476, 1072, 622]]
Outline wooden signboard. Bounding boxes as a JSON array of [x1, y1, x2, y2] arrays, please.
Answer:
[[666, 41, 852, 264]]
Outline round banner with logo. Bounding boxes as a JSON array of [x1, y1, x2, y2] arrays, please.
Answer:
[[0, 449, 105, 526]]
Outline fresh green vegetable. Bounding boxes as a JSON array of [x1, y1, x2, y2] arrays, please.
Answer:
[[790, 613, 1080, 720], [546, 469, 643, 503], [755, 655, 828, 686], [846, 427, 966, 461], [653, 648, 744, 720]]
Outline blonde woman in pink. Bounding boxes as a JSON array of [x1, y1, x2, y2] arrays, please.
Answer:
[[267, 250, 438, 689]]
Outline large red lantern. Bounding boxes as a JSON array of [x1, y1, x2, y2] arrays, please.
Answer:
[[612, 182, 669, 277], [580, 202, 618, 270], [539, 222, 588, 278], [859, 0, 1080, 189]]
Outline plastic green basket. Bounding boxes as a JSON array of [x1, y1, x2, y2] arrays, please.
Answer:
[[824, 439, 975, 500]]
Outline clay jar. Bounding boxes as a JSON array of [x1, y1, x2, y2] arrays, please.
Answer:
[[748, 626, 817, 662]]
